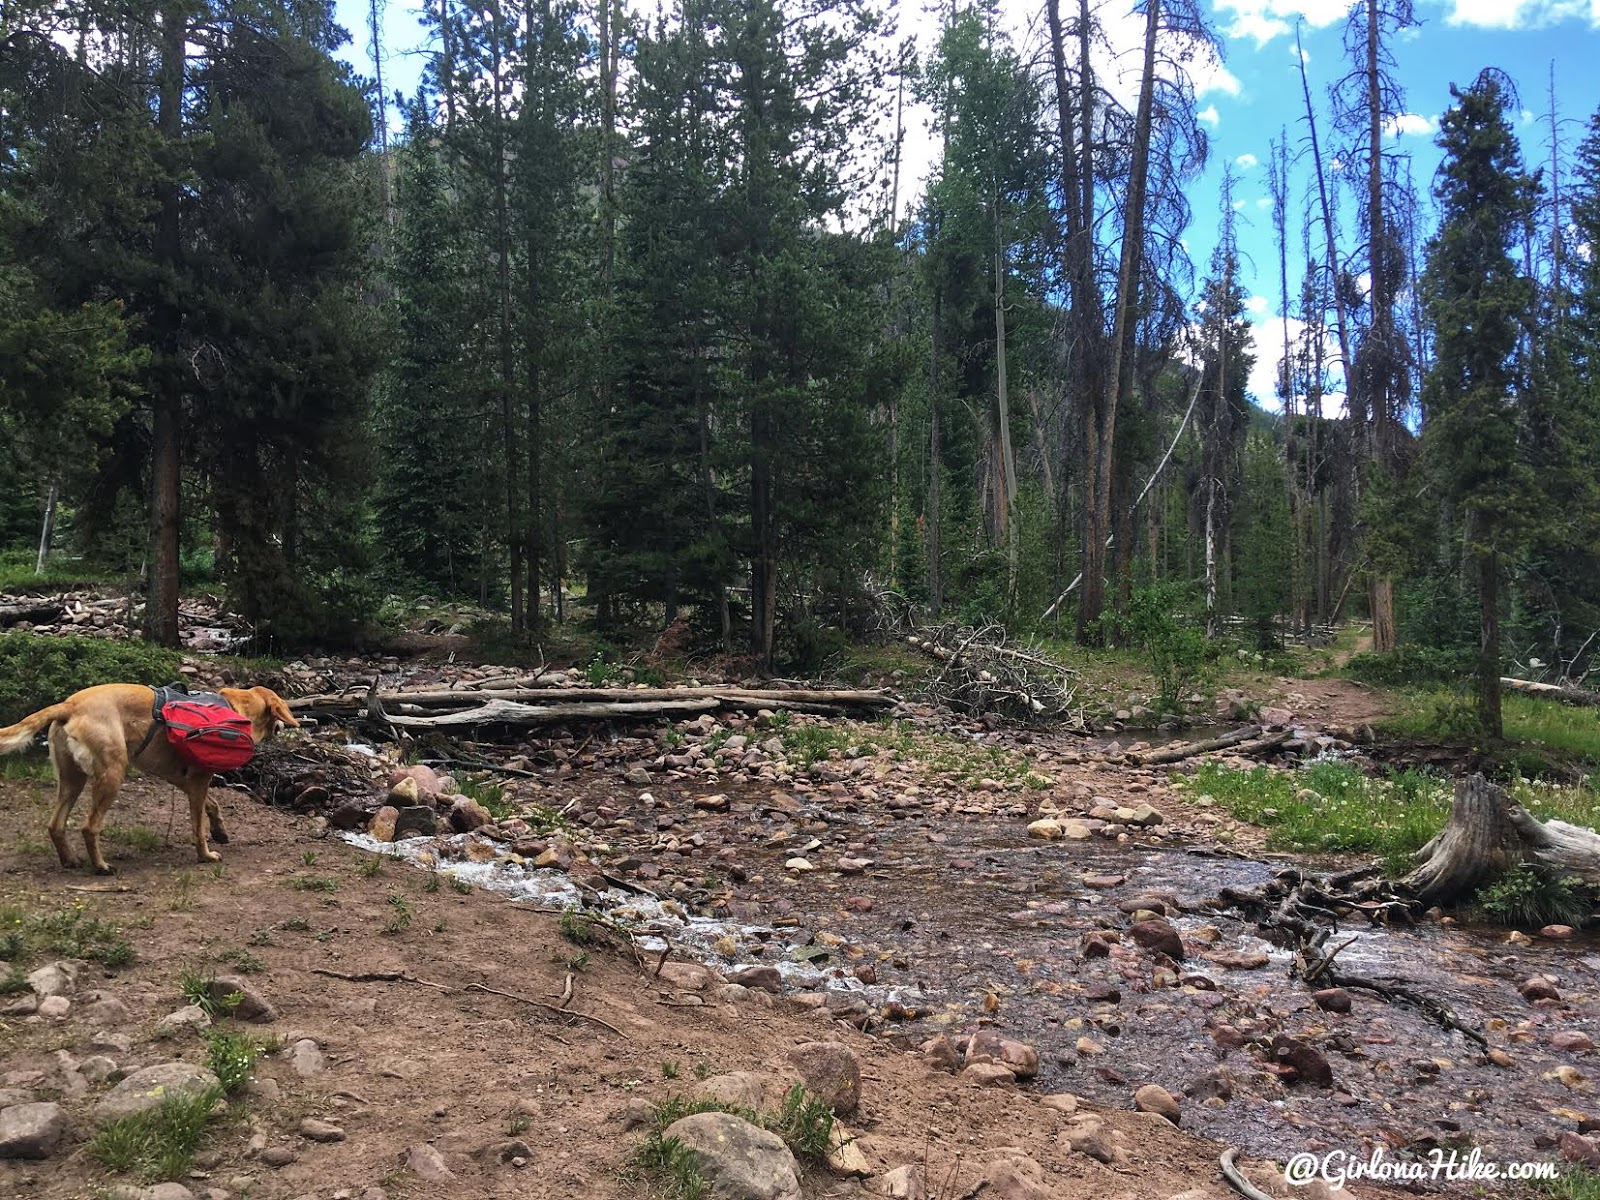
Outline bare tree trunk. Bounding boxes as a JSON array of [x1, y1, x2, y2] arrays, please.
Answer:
[[993, 222, 1019, 601], [1479, 546, 1502, 739], [696, 376, 730, 652], [927, 289, 944, 619], [1083, 0, 1158, 641], [145, 3, 185, 648], [490, 1, 522, 631], [1364, 0, 1397, 652], [35, 480, 57, 575]]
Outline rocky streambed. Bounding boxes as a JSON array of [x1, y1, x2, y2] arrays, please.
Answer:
[[296, 703, 1600, 1182]]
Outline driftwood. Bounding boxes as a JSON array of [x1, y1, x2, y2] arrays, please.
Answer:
[[290, 685, 892, 714], [1404, 773, 1600, 904], [1500, 677, 1600, 708], [384, 698, 724, 728], [904, 625, 1083, 727], [1129, 725, 1264, 765], [1217, 867, 1486, 1048], [0, 601, 65, 627]]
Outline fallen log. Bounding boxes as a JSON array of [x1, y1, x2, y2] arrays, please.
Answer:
[[1500, 677, 1600, 708], [1128, 725, 1263, 766], [0, 601, 65, 627], [1404, 773, 1600, 904], [383, 698, 725, 728], [288, 685, 892, 714]]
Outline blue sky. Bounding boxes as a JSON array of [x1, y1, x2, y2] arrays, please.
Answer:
[[331, 0, 1600, 407]]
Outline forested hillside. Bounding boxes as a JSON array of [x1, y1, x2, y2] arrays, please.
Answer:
[[4, 0, 1600, 736]]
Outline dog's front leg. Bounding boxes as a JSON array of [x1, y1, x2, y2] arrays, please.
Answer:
[[206, 793, 229, 846], [186, 779, 222, 863]]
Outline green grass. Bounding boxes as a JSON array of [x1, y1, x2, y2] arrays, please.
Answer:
[[1540, 1168, 1600, 1199], [289, 875, 338, 893], [218, 947, 265, 974], [179, 970, 241, 1020], [0, 549, 124, 592], [774, 717, 1052, 788], [1181, 761, 1452, 871], [108, 825, 163, 853], [90, 1086, 222, 1181], [0, 901, 136, 969], [642, 1086, 835, 1164], [1382, 691, 1600, 765], [457, 774, 512, 819]]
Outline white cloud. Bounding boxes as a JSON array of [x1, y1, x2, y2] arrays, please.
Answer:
[[1442, 1, 1597, 30], [1247, 295, 1270, 315], [1213, 0, 1355, 47], [1244, 311, 1348, 417], [1255, 197, 1273, 209], [1522, 108, 1537, 125], [1199, 105, 1221, 128], [1384, 112, 1435, 138], [1232, 198, 1248, 211], [1235, 153, 1260, 170]]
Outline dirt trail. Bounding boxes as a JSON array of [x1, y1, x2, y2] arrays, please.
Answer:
[[0, 774, 1403, 1200]]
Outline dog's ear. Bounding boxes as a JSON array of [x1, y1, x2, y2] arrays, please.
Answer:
[[253, 687, 300, 730]]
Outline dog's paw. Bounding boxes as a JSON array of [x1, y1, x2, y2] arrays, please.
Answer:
[[92, 864, 117, 877], [210, 828, 230, 845], [200, 849, 222, 863]]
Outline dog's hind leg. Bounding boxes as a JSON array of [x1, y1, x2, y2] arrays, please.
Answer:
[[80, 761, 128, 875], [183, 776, 222, 863], [204, 789, 228, 846], [45, 726, 87, 869]]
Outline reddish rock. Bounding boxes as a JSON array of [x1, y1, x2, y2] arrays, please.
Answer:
[[1080, 932, 1118, 960], [1312, 988, 1352, 1014], [1553, 1031, 1595, 1052], [1543, 925, 1577, 940], [920, 1035, 960, 1074], [1128, 919, 1185, 961], [727, 966, 782, 994], [1560, 1132, 1600, 1167], [1271, 1035, 1334, 1088], [965, 1031, 1039, 1080], [1521, 977, 1562, 1003], [785, 1042, 862, 1116], [1133, 1084, 1181, 1125]]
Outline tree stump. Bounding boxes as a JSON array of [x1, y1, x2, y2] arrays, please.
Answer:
[[1403, 774, 1600, 904]]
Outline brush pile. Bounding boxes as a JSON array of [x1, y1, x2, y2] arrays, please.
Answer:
[[904, 623, 1083, 728]]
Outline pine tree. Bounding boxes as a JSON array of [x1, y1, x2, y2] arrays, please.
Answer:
[[1420, 71, 1539, 738]]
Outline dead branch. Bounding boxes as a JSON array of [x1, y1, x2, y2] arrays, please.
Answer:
[[1128, 725, 1264, 765], [1500, 677, 1600, 708], [462, 981, 630, 1038], [1219, 1148, 1274, 1200], [310, 968, 454, 992], [288, 685, 894, 714]]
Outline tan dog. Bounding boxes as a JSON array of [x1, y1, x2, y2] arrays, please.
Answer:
[[0, 683, 298, 873]]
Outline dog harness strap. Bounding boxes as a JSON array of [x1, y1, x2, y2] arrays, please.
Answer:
[[132, 686, 170, 759]]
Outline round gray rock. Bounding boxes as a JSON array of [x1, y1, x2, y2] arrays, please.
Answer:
[[94, 1063, 220, 1124], [663, 1112, 801, 1200], [784, 1041, 862, 1115], [0, 1102, 67, 1159]]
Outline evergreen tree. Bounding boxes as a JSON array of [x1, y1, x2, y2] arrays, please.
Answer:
[[1420, 71, 1539, 738]]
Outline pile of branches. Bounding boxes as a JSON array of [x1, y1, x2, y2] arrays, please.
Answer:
[[227, 738, 380, 814], [904, 623, 1083, 728]]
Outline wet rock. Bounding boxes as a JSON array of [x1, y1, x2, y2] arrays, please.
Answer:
[[1133, 1084, 1181, 1125], [1083, 981, 1121, 1003], [1026, 819, 1064, 841], [1543, 925, 1577, 940], [369, 805, 399, 841], [1184, 1066, 1235, 1102], [961, 1063, 1017, 1087], [329, 802, 372, 831], [694, 794, 731, 812], [1080, 932, 1118, 959], [663, 1111, 801, 1200], [1488, 1049, 1514, 1067], [728, 966, 782, 994], [978, 1154, 1052, 1200], [154, 1005, 212, 1038], [1059, 821, 1094, 841], [404, 1143, 455, 1183], [1200, 947, 1267, 970], [964, 1031, 1039, 1079], [447, 798, 493, 833], [785, 1042, 861, 1116], [1075, 1037, 1104, 1057], [207, 976, 276, 1023], [388, 777, 420, 806], [1312, 988, 1352, 1014], [843, 896, 874, 913], [26, 962, 78, 999], [96, 1064, 221, 1123], [1126, 803, 1163, 827], [920, 1035, 960, 1074], [393, 805, 438, 839], [1553, 1031, 1595, 1052], [0, 1102, 67, 1159], [873, 1165, 927, 1199], [1521, 977, 1562, 1003], [625, 768, 652, 787], [1128, 919, 1185, 961], [299, 1118, 346, 1143], [1560, 1132, 1600, 1167], [1271, 1035, 1333, 1088]]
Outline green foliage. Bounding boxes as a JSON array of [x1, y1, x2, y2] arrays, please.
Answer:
[[1383, 693, 1600, 764], [559, 907, 595, 946], [1345, 645, 1475, 687], [764, 1083, 835, 1163], [383, 893, 413, 935], [179, 971, 241, 1021], [218, 947, 265, 974], [1184, 763, 1450, 869], [633, 1134, 710, 1200], [0, 901, 135, 970], [1102, 586, 1214, 711], [1475, 865, 1589, 928], [290, 876, 338, 894], [90, 1087, 223, 1182], [0, 633, 182, 724], [203, 1029, 262, 1094]]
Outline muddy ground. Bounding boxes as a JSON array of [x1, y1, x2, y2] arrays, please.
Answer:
[[0, 659, 1592, 1198]]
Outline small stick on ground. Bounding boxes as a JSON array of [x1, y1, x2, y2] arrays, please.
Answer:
[[310, 967, 455, 992], [463, 981, 630, 1039], [1219, 1148, 1274, 1200]]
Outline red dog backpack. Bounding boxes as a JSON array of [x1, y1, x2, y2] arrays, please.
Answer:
[[159, 693, 257, 772]]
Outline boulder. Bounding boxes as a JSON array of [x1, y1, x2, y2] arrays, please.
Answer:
[[1521, 976, 1561, 1003], [154, 1005, 212, 1038], [872, 1165, 927, 1199], [785, 1041, 862, 1116], [978, 1155, 1053, 1200], [369, 805, 400, 842], [1312, 988, 1352, 1014], [663, 1111, 802, 1200], [27, 961, 79, 999], [206, 976, 276, 1023], [95, 1063, 220, 1124], [1133, 1084, 1181, 1125], [1128, 918, 1185, 960], [919, 1035, 960, 1074], [961, 1063, 1016, 1088], [404, 1143, 455, 1183], [393, 805, 438, 839], [0, 1102, 67, 1159], [695, 1072, 769, 1112], [447, 798, 494, 834], [964, 1031, 1039, 1079], [1061, 1116, 1122, 1165], [1270, 1035, 1334, 1088]]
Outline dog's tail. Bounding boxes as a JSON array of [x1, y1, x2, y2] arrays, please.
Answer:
[[0, 702, 74, 755]]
